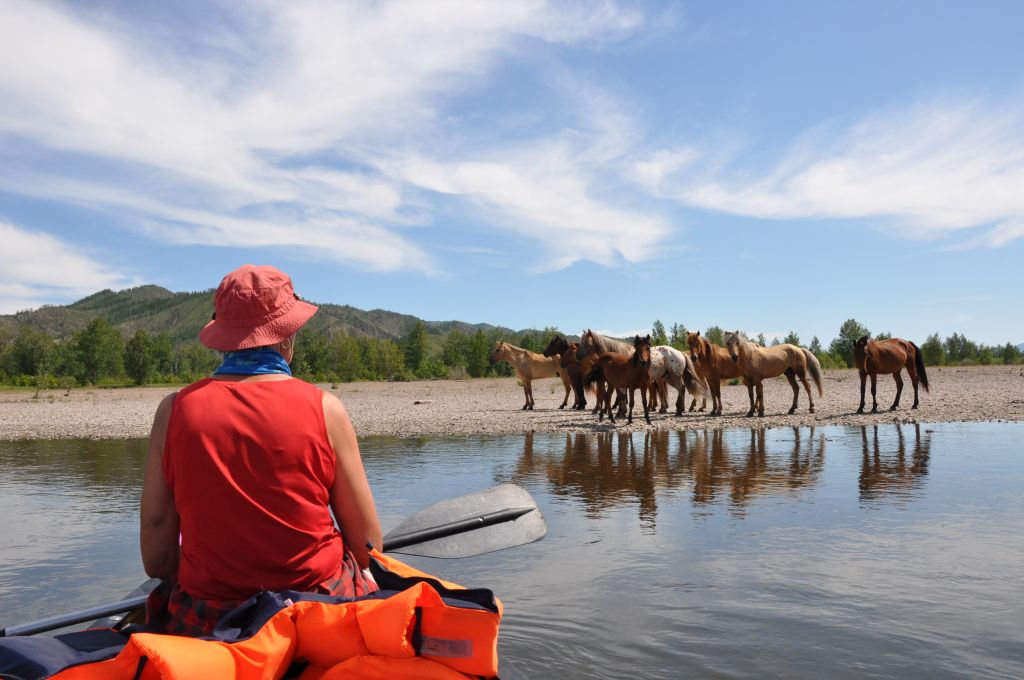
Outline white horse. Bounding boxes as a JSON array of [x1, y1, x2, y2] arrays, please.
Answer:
[[649, 345, 711, 415]]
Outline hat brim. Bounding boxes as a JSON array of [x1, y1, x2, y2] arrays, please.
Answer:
[[199, 299, 319, 352]]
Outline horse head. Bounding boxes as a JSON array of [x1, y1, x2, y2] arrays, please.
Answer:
[[576, 329, 593, 361], [724, 331, 742, 363], [633, 334, 652, 367], [686, 331, 702, 362], [543, 335, 567, 358], [489, 341, 507, 364]]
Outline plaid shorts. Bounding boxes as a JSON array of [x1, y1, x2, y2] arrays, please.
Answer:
[[146, 550, 378, 637]]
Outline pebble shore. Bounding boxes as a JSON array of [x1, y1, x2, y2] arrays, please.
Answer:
[[1, 365, 1022, 440]]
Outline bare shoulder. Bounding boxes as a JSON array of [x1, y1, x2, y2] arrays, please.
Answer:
[[154, 391, 178, 421], [320, 389, 352, 419]]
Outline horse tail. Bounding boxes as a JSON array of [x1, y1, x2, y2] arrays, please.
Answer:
[[583, 364, 604, 390], [682, 357, 711, 400], [803, 348, 824, 396], [911, 341, 930, 392]]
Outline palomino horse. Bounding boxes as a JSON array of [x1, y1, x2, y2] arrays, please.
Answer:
[[490, 341, 571, 410], [853, 336, 930, 413], [687, 331, 744, 416], [723, 331, 823, 417], [542, 335, 597, 409], [585, 335, 654, 424]]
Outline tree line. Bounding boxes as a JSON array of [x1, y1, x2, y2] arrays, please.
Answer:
[[1, 317, 1019, 389]]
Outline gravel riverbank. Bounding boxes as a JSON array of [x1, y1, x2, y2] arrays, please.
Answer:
[[1, 365, 1022, 440]]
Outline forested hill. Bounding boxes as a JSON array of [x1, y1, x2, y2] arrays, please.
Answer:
[[0, 285, 514, 343]]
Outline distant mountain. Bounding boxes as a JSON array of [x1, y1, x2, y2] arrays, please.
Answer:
[[0, 285, 518, 344]]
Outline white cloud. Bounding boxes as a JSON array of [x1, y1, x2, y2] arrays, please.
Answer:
[[647, 101, 1024, 247], [0, 222, 135, 313], [0, 0, 656, 276]]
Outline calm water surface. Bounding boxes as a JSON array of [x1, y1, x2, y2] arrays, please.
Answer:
[[1, 423, 1022, 679]]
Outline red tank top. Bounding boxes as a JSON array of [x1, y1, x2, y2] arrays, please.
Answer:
[[164, 378, 345, 600]]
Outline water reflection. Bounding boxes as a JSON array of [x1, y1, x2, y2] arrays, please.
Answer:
[[515, 427, 828, 520], [858, 423, 931, 502]]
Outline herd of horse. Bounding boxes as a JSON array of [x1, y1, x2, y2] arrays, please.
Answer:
[[489, 330, 930, 425]]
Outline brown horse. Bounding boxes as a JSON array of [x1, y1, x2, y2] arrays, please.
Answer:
[[687, 331, 743, 416], [724, 331, 823, 417], [854, 336, 930, 413], [490, 341, 571, 410], [543, 335, 597, 409], [585, 335, 653, 425]]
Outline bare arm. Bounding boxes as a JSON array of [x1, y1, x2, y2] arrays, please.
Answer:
[[322, 392, 382, 569], [140, 393, 180, 579]]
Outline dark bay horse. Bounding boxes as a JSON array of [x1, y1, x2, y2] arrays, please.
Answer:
[[854, 336, 930, 413], [543, 335, 596, 409], [585, 335, 653, 425]]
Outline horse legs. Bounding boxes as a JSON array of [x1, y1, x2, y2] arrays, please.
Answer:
[[755, 381, 765, 417], [785, 369, 800, 414], [558, 376, 571, 409], [797, 370, 815, 413], [615, 388, 627, 418], [658, 378, 669, 414], [890, 371, 904, 411], [711, 381, 722, 416], [745, 379, 756, 417], [857, 370, 867, 413], [675, 386, 685, 417], [641, 384, 651, 424], [520, 377, 531, 410], [870, 373, 879, 413], [626, 388, 634, 424]]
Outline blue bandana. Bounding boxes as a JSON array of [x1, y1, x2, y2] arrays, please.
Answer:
[[213, 348, 293, 376]]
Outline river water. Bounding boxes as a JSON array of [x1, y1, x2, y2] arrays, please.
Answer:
[[1, 423, 1022, 679]]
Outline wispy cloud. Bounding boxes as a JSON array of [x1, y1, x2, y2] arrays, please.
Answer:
[[639, 100, 1024, 247], [0, 0, 654, 276], [0, 221, 136, 313]]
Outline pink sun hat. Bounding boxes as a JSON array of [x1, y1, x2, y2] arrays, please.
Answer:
[[199, 265, 318, 352]]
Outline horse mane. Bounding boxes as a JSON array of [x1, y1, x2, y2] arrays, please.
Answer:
[[589, 330, 633, 355]]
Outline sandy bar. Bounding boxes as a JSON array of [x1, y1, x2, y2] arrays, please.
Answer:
[[1, 365, 1022, 441]]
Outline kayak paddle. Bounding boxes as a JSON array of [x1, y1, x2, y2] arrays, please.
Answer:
[[0, 483, 545, 637]]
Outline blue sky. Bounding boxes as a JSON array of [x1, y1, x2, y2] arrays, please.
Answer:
[[1, 0, 1022, 346]]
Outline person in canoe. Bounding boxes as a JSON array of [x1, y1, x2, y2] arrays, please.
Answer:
[[140, 264, 383, 636]]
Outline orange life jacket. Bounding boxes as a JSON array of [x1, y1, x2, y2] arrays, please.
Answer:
[[13, 553, 501, 680]]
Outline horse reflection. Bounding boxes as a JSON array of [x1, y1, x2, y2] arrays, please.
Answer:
[[514, 427, 828, 522], [858, 423, 931, 501]]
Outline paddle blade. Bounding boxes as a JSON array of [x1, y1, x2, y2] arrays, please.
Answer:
[[383, 484, 546, 558]]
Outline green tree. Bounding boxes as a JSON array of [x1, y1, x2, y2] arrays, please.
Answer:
[[808, 336, 822, 355], [402, 322, 427, 371], [330, 334, 365, 382], [920, 333, 945, 366], [705, 326, 725, 347], [72, 318, 125, 384], [294, 328, 331, 378], [944, 333, 978, 363], [151, 332, 175, 376], [756, 333, 767, 347], [651, 320, 668, 346], [669, 323, 687, 350], [998, 342, 1021, 365], [441, 330, 469, 368], [875, 331, 892, 341], [11, 327, 53, 376], [829, 319, 870, 368], [783, 331, 800, 347], [176, 342, 219, 379], [466, 330, 491, 378], [978, 346, 994, 365], [125, 329, 155, 385], [361, 338, 406, 380]]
